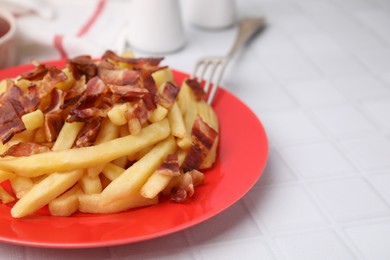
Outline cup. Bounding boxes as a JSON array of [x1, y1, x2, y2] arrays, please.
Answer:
[[186, 0, 237, 29], [0, 9, 17, 68], [127, 0, 186, 54]]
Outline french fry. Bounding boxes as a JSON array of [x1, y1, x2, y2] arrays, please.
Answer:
[[167, 102, 185, 139], [21, 109, 44, 131], [10, 176, 34, 199], [140, 173, 173, 199], [55, 67, 76, 91], [0, 119, 170, 176], [79, 191, 158, 214], [141, 154, 180, 199], [107, 103, 128, 126], [48, 183, 83, 216], [51, 121, 84, 151], [100, 136, 176, 204], [11, 169, 83, 218], [0, 170, 14, 183], [87, 118, 119, 177], [0, 186, 14, 204], [196, 101, 219, 169], [149, 104, 168, 123], [152, 67, 174, 90], [102, 163, 125, 181], [79, 172, 102, 194]]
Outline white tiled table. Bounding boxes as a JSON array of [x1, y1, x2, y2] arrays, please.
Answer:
[[2, 0, 390, 259]]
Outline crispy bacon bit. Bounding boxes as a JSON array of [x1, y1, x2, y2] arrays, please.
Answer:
[[0, 102, 26, 144], [67, 77, 111, 122], [44, 88, 63, 113], [21, 64, 67, 84], [156, 154, 180, 176], [170, 173, 194, 203], [68, 55, 97, 81], [182, 116, 218, 172], [98, 68, 140, 85], [185, 79, 207, 101], [188, 169, 205, 186], [158, 82, 180, 109], [1, 142, 50, 157], [44, 111, 64, 142], [109, 84, 149, 102], [102, 50, 164, 68], [61, 77, 86, 109], [125, 100, 150, 125], [75, 117, 103, 147]]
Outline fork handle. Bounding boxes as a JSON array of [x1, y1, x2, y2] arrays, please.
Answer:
[[227, 17, 266, 58]]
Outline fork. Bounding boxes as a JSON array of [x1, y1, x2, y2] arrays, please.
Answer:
[[191, 17, 266, 104]]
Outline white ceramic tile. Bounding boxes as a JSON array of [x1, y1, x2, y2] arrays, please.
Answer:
[[26, 247, 111, 260], [282, 78, 346, 107], [258, 149, 297, 186], [0, 244, 25, 260], [187, 201, 261, 245], [273, 14, 320, 35], [340, 136, 390, 170], [110, 232, 192, 259], [360, 98, 390, 130], [233, 82, 296, 113], [260, 110, 325, 146], [275, 230, 356, 260], [307, 52, 364, 77], [245, 185, 327, 233], [280, 142, 355, 179], [310, 105, 377, 137], [332, 75, 390, 102], [260, 53, 320, 81], [310, 177, 390, 222], [345, 220, 390, 260], [354, 9, 390, 44], [197, 237, 276, 260], [356, 50, 390, 74], [369, 173, 390, 203]]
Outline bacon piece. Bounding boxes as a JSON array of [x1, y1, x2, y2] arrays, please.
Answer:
[[68, 55, 97, 81], [185, 79, 207, 101], [61, 77, 87, 109], [75, 117, 103, 147], [158, 82, 180, 109], [20, 64, 67, 84], [44, 111, 64, 142], [109, 84, 149, 103], [169, 170, 205, 203], [156, 154, 180, 176], [182, 116, 218, 172], [98, 68, 140, 85], [102, 50, 164, 68], [44, 88, 63, 113], [0, 102, 26, 144], [1, 142, 50, 157], [125, 100, 150, 125], [67, 77, 112, 122], [170, 173, 194, 203]]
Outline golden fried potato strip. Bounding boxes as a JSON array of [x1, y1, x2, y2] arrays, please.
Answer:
[[0, 119, 170, 177]]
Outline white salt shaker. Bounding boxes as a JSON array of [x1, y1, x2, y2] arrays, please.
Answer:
[[186, 0, 237, 29], [127, 0, 186, 53]]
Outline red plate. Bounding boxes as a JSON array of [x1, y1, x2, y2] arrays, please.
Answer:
[[0, 61, 268, 248]]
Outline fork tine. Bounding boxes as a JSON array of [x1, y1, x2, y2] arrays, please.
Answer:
[[207, 60, 227, 104]]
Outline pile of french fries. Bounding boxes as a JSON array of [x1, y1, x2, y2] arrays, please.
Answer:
[[0, 51, 219, 218]]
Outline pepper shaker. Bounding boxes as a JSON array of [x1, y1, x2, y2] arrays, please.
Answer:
[[186, 0, 237, 29], [127, 0, 186, 54]]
